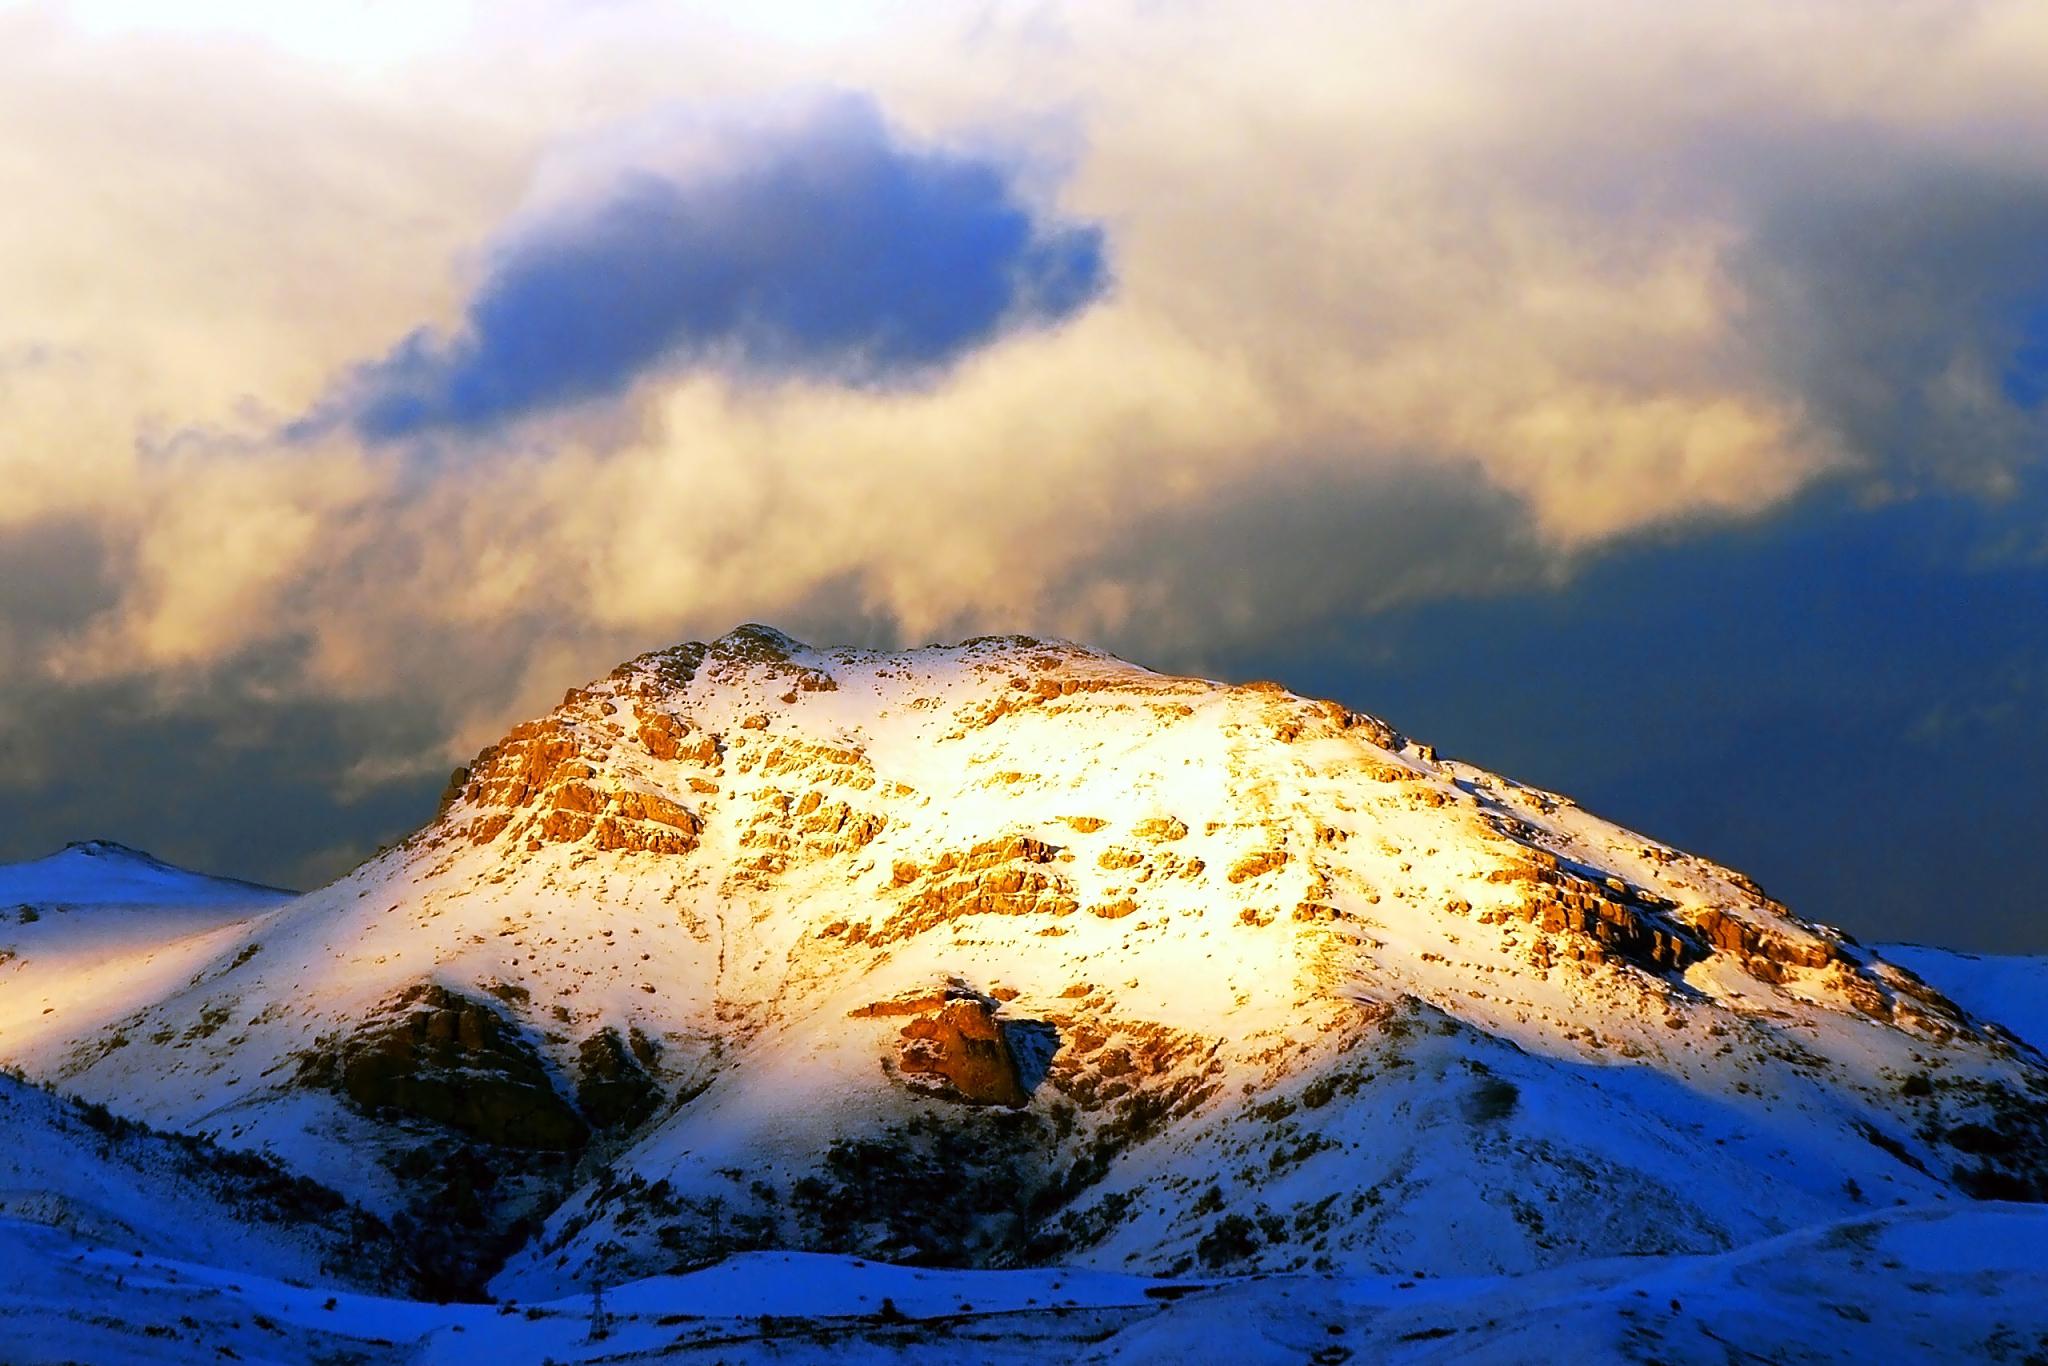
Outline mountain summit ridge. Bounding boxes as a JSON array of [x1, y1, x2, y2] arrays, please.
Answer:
[[5, 624, 2044, 1299]]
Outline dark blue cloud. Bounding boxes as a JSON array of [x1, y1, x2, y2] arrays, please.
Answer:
[[2002, 297, 2048, 411], [1735, 161, 2048, 490], [329, 95, 1105, 439]]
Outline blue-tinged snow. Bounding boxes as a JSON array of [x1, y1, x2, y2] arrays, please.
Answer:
[[0, 839, 290, 909], [1, 1204, 2043, 1363], [1882, 944, 2048, 1052], [0, 841, 295, 1069]]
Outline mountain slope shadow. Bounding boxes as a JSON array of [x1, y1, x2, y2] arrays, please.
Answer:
[[1002, 1018, 1062, 1097]]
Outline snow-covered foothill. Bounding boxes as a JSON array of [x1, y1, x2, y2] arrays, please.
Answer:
[[0, 841, 294, 1061], [2, 1203, 2043, 1363]]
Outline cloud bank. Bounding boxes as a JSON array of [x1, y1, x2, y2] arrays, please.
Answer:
[[5, 1, 2048, 905]]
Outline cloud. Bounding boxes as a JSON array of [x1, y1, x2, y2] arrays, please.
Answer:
[[1734, 154, 2048, 498], [324, 93, 1105, 438], [0, 518, 118, 702], [0, 650, 453, 893], [2007, 303, 2048, 410], [15, 2, 2048, 691], [12, 2, 2048, 937]]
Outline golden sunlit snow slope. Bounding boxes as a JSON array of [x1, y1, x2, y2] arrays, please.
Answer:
[[7, 627, 2043, 1298]]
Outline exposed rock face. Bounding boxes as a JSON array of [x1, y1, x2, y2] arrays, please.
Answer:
[[574, 1027, 661, 1131], [867, 836, 1079, 944], [1227, 848, 1289, 883], [300, 985, 587, 1151], [435, 766, 470, 817], [1478, 855, 1699, 973], [900, 999, 1028, 1107], [1693, 907, 1839, 981], [443, 712, 706, 855], [856, 987, 1030, 1107]]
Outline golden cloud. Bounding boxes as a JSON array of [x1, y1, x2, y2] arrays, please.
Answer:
[[5, 0, 2048, 750]]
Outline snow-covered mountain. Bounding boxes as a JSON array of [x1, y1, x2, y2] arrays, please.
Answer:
[[0, 839, 290, 911], [3, 626, 2044, 1310], [0, 840, 294, 1065]]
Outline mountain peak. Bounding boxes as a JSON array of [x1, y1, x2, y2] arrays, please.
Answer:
[[61, 838, 168, 864], [19, 630, 2047, 1303], [712, 621, 813, 657], [2, 840, 292, 907]]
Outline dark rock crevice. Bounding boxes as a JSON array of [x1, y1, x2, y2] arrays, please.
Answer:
[[297, 983, 588, 1151]]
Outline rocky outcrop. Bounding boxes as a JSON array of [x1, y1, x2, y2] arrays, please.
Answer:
[[435, 766, 471, 817], [574, 1027, 661, 1131], [608, 641, 707, 697], [871, 837, 1079, 943], [857, 987, 1032, 1107], [731, 783, 887, 884], [298, 985, 587, 1151], [700, 624, 841, 694], [1227, 848, 1289, 884], [900, 1000, 1028, 1107], [632, 707, 689, 761], [1693, 908, 1839, 982], [1479, 854, 1698, 974], [462, 718, 594, 815], [593, 789, 703, 854]]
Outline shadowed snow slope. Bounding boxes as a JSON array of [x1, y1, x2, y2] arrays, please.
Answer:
[[1880, 945, 2048, 1055], [0, 841, 296, 1068], [2, 626, 2044, 1308], [1, 1203, 2043, 1363], [0, 1072, 411, 1297], [0, 840, 291, 910]]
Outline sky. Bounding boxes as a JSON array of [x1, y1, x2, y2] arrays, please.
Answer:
[[1, 0, 2046, 950]]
